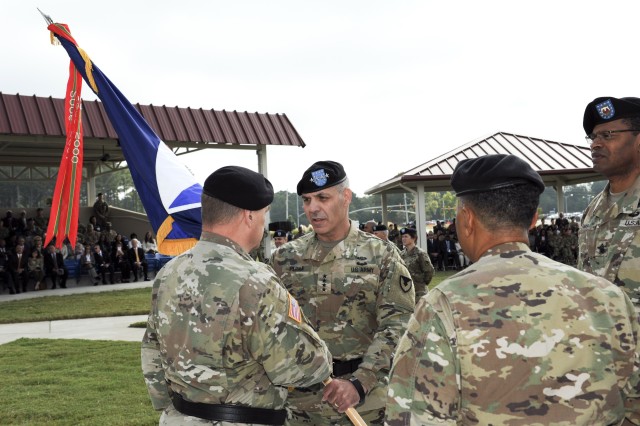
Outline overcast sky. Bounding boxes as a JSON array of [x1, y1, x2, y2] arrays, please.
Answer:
[[2, 1, 636, 195]]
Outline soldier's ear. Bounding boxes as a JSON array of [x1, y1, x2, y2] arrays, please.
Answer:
[[458, 202, 473, 238]]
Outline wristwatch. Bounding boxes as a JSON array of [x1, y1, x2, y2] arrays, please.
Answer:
[[349, 376, 365, 405]]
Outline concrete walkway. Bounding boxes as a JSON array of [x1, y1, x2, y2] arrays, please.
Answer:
[[0, 281, 153, 345]]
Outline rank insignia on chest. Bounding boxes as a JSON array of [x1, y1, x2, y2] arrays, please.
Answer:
[[288, 294, 302, 323], [399, 275, 412, 293], [598, 243, 607, 254], [317, 273, 331, 294]]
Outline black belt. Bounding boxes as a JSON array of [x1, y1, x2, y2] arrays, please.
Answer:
[[332, 358, 362, 377], [170, 392, 286, 425]]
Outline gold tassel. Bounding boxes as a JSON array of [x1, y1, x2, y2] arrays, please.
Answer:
[[49, 31, 59, 46]]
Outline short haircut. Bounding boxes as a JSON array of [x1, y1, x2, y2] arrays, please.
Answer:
[[201, 193, 243, 227], [459, 183, 539, 230], [622, 117, 640, 135], [335, 178, 350, 192]]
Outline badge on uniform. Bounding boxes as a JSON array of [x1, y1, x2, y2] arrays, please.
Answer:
[[310, 169, 329, 187], [596, 99, 615, 119], [399, 275, 412, 293], [288, 294, 302, 323]]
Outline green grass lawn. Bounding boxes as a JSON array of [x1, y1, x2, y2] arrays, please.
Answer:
[[0, 338, 160, 425], [0, 288, 151, 324]]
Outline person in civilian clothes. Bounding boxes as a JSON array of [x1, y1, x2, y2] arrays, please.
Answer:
[[9, 244, 29, 293], [44, 244, 68, 289], [128, 238, 149, 281]]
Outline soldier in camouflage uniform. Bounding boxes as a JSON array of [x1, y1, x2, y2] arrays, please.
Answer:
[[386, 154, 640, 425], [271, 161, 415, 425], [554, 227, 578, 266], [579, 97, 640, 313], [142, 166, 332, 425], [399, 227, 434, 301]]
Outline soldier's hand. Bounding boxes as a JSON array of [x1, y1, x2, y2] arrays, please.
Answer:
[[321, 378, 361, 413]]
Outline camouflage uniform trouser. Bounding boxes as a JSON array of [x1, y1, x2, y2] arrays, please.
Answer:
[[286, 407, 384, 426]]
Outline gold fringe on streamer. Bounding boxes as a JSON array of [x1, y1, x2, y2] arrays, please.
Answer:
[[78, 47, 98, 93]]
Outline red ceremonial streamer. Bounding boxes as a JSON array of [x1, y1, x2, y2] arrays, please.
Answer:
[[44, 23, 84, 249]]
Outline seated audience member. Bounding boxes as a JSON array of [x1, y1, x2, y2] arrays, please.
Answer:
[[93, 243, 115, 285], [79, 245, 100, 286], [33, 207, 47, 230], [88, 215, 102, 233], [31, 236, 44, 257], [0, 220, 9, 242], [436, 233, 459, 270], [454, 236, 470, 268], [15, 210, 27, 236], [142, 231, 158, 254], [44, 244, 68, 289], [27, 249, 45, 290], [0, 240, 16, 294], [74, 240, 85, 260], [10, 244, 30, 293], [426, 231, 439, 265], [112, 240, 131, 283], [97, 233, 112, 258], [23, 218, 42, 244], [15, 236, 29, 258], [127, 233, 138, 249], [101, 222, 117, 243], [128, 238, 149, 281], [59, 239, 73, 259], [84, 224, 100, 248]]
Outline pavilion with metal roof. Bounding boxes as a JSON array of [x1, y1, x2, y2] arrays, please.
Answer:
[[365, 131, 601, 251], [0, 92, 305, 200]]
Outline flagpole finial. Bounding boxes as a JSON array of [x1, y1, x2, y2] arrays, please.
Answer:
[[37, 8, 53, 25]]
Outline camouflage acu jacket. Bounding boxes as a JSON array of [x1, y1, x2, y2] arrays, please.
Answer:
[[578, 176, 640, 310], [141, 232, 332, 420], [401, 245, 434, 299], [270, 221, 415, 413], [386, 242, 640, 425]]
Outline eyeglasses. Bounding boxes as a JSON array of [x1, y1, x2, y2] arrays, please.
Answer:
[[585, 129, 640, 143]]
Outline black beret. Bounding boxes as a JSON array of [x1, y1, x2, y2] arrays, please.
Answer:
[[583, 97, 640, 134], [373, 224, 388, 232], [202, 166, 274, 210], [273, 230, 286, 238], [451, 154, 545, 196], [400, 227, 417, 237], [297, 161, 347, 195]]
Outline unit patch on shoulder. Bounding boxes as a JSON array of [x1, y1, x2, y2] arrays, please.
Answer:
[[288, 293, 302, 323], [399, 275, 412, 293]]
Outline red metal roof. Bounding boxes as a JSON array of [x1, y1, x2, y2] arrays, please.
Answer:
[[0, 92, 305, 147]]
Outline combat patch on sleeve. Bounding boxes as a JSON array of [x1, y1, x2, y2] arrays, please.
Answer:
[[288, 293, 302, 323], [399, 275, 413, 293]]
